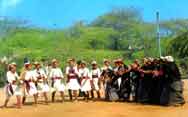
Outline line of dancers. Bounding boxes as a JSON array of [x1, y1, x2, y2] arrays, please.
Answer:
[[1, 56, 185, 108]]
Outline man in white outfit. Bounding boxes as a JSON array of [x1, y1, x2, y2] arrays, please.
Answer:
[[21, 62, 38, 105], [49, 59, 65, 102], [33, 62, 49, 104], [90, 61, 101, 100], [78, 61, 91, 102], [3, 62, 23, 108], [66, 59, 80, 102]]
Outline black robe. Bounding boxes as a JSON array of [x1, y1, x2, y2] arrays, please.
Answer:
[[160, 62, 185, 106], [103, 69, 119, 101], [137, 64, 153, 103], [129, 69, 140, 102]]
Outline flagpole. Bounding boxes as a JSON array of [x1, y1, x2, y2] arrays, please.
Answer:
[[156, 11, 162, 57]]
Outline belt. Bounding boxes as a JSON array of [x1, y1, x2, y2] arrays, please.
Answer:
[[24, 79, 32, 83], [82, 77, 89, 79], [52, 77, 61, 80], [68, 76, 77, 79], [92, 75, 98, 78]]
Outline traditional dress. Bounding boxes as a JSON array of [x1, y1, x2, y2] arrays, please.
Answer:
[[24, 70, 38, 96], [160, 61, 185, 106], [49, 68, 65, 92], [5, 71, 22, 97], [90, 68, 101, 91], [66, 66, 80, 90], [33, 68, 49, 93], [79, 67, 91, 92]]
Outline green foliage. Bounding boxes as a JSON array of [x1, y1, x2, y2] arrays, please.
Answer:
[[1, 7, 188, 86], [167, 31, 188, 58]]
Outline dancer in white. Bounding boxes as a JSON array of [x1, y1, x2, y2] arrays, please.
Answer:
[[79, 61, 91, 102], [3, 63, 23, 108], [49, 59, 65, 102], [33, 62, 49, 104], [21, 62, 38, 105], [90, 61, 101, 100], [66, 59, 80, 102]]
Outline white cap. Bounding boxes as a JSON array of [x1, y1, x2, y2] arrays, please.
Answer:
[[91, 61, 97, 65], [165, 56, 174, 62], [24, 61, 31, 65]]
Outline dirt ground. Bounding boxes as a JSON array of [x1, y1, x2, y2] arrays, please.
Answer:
[[0, 80, 188, 117]]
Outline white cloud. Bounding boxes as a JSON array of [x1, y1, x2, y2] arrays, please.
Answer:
[[0, 0, 22, 15]]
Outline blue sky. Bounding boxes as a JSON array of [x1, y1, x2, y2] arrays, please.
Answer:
[[0, 0, 188, 29]]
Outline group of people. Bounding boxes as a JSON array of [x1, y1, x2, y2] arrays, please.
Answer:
[[1, 56, 185, 108]]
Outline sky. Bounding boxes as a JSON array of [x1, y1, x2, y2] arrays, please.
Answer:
[[0, 0, 188, 29]]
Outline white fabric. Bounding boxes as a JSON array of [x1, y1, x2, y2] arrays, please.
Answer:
[[79, 68, 91, 91], [6, 71, 22, 96], [90, 68, 101, 91], [33, 69, 49, 93], [24, 70, 38, 95], [49, 68, 65, 92], [66, 66, 80, 90]]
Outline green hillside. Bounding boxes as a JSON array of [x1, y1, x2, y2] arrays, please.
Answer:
[[0, 7, 188, 86]]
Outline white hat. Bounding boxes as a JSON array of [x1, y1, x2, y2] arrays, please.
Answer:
[[81, 60, 87, 65], [148, 57, 154, 61], [165, 56, 174, 62], [91, 61, 97, 65], [52, 59, 58, 63], [34, 61, 40, 65], [24, 61, 31, 66]]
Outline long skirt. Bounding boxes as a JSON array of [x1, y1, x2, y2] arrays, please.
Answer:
[[160, 80, 185, 106], [119, 78, 131, 100], [105, 80, 119, 101]]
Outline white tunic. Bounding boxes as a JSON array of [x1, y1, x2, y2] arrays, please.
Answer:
[[33, 69, 49, 93], [49, 68, 65, 92], [5, 71, 22, 96], [79, 68, 91, 92], [90, 68, 101, 91], [24, 70, 38, 96], [66, 66, 80, 90]]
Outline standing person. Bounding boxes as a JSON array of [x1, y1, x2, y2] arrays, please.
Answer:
[[160, 56, 185, 106], [137, 58, 154, 103], [49, 59, 65, 102], [66, 58, 80, 102], [21, 62, 38, 105], [129, 62, 141, 102], [78, 61, 92, 102], [76, 60, 84, 97], [3, 63, 23, 108], [100, 59, 112, 98], [90, 61, 101, 100], [33, 62, 49, 104], [116, 59, 131, 101]]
